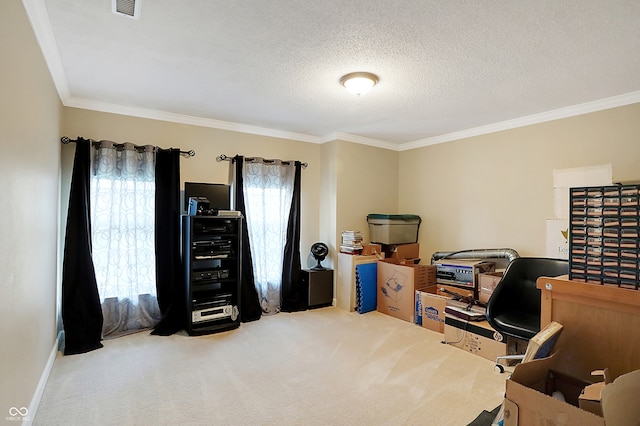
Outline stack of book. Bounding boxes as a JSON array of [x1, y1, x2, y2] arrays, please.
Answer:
[[340, 230, 363, 254]]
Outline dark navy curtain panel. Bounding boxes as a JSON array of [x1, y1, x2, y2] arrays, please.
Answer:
[[151, 148, 185, 335], [281, 161, 306, 312], [233, 156, 262, 322], [61, 138, 104, 355]]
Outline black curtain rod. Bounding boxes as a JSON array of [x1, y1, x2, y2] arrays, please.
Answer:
[[216, 153, 308, 168], [60, 136, 195, 158]]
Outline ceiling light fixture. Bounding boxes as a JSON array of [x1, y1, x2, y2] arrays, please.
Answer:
[[340, 72, 379, 96]]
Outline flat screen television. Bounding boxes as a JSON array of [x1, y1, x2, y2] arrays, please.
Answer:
[[183, 182, 231, 212]]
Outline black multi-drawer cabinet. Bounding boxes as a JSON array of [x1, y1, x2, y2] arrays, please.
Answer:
[[182, 215, 242, 335], [569, 185, 639, 289]]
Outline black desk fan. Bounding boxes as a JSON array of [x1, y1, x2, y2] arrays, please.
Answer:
[[310, 242, 329, 270]]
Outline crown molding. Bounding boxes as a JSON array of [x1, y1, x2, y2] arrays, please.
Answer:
[[22, 0, 70, 100], [62, 90, 640, 152], [64, 97, 322, 144], [320, 132, 400, 151], [398, 91, 640, 151]]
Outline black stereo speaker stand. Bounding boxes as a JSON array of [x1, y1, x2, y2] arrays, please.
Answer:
[[182, 215, 242, 335]]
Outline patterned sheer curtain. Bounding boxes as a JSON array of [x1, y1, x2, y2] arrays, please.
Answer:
[[242, 159, 295, 314], [90, 141, 161, 337]]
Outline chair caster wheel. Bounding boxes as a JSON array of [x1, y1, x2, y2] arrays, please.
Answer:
[[495, 364, 505, 374]]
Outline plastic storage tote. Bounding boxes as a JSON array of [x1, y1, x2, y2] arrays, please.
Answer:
[[366, 214, 421, 245]]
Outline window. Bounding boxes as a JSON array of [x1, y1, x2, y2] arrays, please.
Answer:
[[89, 143, 160, 336]]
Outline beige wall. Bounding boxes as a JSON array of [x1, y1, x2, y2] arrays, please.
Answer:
[[318, 140, 400, 263], [319, 141, 338, 268], [334, 139, 399, 249], [318, 140, 399, 296], [0, 0, 62, 419], [61, 108, 325, 265], [399, 103, 640, 260]]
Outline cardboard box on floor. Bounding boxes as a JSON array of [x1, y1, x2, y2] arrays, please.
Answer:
[[415, 286, 448, 333], [377, 259, 436, 323], [443, 314, 507, 362], [503, 276, 640, 426], [505, 353, 601, 425], [505, 352, 640, 425]]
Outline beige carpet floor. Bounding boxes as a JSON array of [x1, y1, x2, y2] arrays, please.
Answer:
[[35, 307, 507, 425]]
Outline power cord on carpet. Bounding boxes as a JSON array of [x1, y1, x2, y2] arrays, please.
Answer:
[[440, 318, 470, 345]]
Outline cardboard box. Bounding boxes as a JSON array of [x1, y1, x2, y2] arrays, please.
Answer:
[[478, 271, 503, 303], [362, 243, 382, 256], [579, 370, 608, 417], [505, 354, 604, 425], [505, 353, 640, 426], [578, 368, 640, 420], [443, 315, 506, 362], [415, 286, 447, 333], [377, 259, 436, 323], [600, 368, 640, 424], [384, 242, 420, 260]]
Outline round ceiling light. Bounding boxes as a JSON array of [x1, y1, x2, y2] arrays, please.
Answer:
[[340, 72, 379, 96]]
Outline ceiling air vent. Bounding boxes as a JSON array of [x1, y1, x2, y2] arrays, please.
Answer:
[[113, 0, 140, 19]]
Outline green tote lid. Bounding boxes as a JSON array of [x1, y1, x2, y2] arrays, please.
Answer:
[[367, 214, 421, 222]]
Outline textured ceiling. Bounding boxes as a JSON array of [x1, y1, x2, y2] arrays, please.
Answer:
[[28, 0, 640, 149]]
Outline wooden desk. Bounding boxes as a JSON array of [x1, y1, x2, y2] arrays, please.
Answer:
[[504, 277, 640, 425], [536, 275, 640, 380]]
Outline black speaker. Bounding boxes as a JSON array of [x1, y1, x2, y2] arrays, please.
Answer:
[[302, 269, 333, 309]]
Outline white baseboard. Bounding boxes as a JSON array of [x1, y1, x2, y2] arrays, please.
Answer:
[[23, 331, 61, 425]]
